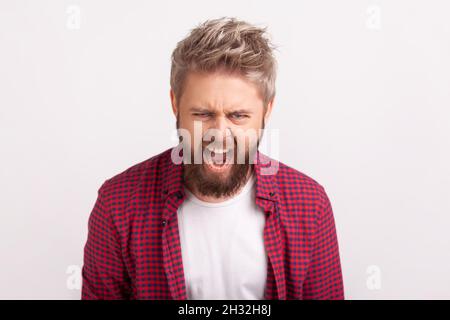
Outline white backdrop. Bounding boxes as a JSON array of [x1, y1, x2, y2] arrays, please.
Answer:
[[1, 0, 449, 299]]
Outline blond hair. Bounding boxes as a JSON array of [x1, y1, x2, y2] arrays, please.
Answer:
[[170, 17, 277, 107]]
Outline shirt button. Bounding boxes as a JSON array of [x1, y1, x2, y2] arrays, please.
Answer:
[[162, 219, 167, 226], [269, 191, 275, 197]]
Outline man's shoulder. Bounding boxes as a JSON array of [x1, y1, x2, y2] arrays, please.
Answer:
[[270, 158, 332, 223], [273, 157, 328, 204], [277, 160, 323, 189], [98, 147, 173, 197]]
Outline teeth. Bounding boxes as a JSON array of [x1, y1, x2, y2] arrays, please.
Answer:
[[205, 145, 231, 153]]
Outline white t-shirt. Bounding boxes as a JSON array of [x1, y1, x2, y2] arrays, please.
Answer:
[[177, 174, 268, 300]]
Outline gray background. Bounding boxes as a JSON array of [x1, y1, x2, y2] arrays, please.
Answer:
[[0, 0, 449, 299]]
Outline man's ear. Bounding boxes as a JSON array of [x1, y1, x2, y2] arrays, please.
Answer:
[[264, 96, 275, 122], [170, 88, 178, 117]]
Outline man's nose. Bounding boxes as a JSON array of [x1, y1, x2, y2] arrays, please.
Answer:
[[212, 115, 229, 131], [211, 117, 233, 139], [202, 118, 233, 147]]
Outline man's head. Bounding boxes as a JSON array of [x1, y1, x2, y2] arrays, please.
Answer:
[[169, 17, 277, 198]]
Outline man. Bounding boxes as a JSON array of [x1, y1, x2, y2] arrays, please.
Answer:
[[82, 17, 344, 300]]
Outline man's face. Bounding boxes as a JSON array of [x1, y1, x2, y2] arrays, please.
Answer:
[[171, 70, 273, 198]]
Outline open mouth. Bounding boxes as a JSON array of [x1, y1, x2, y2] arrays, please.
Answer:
[[203, 146, 234, 173]]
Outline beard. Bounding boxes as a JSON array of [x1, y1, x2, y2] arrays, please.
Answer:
[[183, 147, 252, 198], [177, 116, 264, 198]]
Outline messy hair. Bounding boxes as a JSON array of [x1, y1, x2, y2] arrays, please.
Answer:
[[170, 17, 278, 107]]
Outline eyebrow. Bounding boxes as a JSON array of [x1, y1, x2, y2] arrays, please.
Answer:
[[189, 107, 212, 113], [227, 109, 252, 114], [189, 107, 253, 114]]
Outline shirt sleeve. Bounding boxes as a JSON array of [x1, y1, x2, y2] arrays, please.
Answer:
[[302, 186, 345, 299], [81, 182, 131, 299]]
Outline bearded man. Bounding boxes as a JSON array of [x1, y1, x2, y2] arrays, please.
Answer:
[[82, 17, 344, 300]]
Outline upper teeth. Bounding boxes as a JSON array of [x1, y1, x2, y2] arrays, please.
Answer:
[[206, 145, 231, 153]]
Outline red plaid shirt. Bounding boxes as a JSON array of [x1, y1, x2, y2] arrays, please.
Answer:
[[82, 147, 344, 300]]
